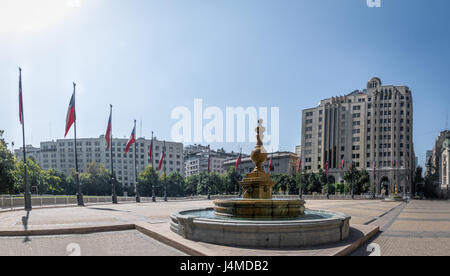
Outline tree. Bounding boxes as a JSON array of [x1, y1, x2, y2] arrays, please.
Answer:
[[223, 167, 242, 195], [0, 130, 15, 194], [138, 166, 160, 197], [185, 174, 200, 196], [166, 171, 186, 197], [79, 162, 122, 196]]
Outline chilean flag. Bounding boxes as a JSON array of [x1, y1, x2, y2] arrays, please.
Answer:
[[105, 107, 112, 150], [235, 154, 242, 172], [64, 85, 76, 138], [297, 157, 302, 173], [268, 155, 273, 173], [340, 159, 345, 170], [324, 160, 328, 175], [124, 125, 136, 155], [148, 140, 153, 163], [392, 160, 396, 168], [19, 68, 24, 125], [158, 151, 166, 171], [207, 145, 211, 173]]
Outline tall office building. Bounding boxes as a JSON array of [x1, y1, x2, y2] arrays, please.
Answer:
[[15, 136, 184, 188], [301, 77, 415, 195]]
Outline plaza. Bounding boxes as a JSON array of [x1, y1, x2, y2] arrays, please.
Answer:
[[1, 199, 449, 256]]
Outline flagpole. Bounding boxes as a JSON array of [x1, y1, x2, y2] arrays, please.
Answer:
[[19, 68, 32, 211], [151, 131, 155, 202], [238, 147, 242, 198], [134, 120, 141, 203], [163, 140, 167, 202], [73, 83, 84, 206], [207, 145, 211, 200], [110, 105, 117, 204]]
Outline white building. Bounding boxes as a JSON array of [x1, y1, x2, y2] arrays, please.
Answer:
[[15, 136, 184, 188]]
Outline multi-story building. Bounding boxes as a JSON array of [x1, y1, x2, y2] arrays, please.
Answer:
[[426, 130, 450, 198], [14, 145, 41, 164], [15, 136, 184, 188], [224, 151, 299, 176], [183, 145, 241, 177], [301, 77, 415, 196], [295, 145, 302, 158]]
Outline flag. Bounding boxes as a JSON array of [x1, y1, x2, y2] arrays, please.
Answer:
[[105, 107, 112, 150], [297, 157, 302, 173], [19, 68, 24, 125], [158, 151, 166, 171], [148, 140, 153, 163], [235, 154, 242, 172], [124, 125, 136, 155], [207, 145, 211, 173], [268, 155, 273, 173], [64, 87, 76, 138], [340, 159, 344, 170], [324, 160, 328, 175], [392, 160, 396, 168]]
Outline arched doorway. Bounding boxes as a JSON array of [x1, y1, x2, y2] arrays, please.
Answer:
[[380, 176, 390, 196]]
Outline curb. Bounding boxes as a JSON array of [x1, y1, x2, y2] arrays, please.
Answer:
[[0, 224, 136, 237]]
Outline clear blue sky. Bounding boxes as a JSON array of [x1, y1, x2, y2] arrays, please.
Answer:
[[1, 0, 449, 168]]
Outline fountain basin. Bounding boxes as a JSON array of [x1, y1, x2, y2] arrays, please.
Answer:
[[214, 198, 306, 218], [170, 208, 351, 248]]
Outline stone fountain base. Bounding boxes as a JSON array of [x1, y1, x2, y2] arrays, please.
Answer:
[[170, 208, 351, 248], [213, 198, 305, 218]]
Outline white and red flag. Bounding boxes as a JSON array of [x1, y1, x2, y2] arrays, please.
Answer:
[[64, 84, 76, 137], [158, 151, 166, 171], [124, 125, 136, 155], [19, 68, 24, 125], [148, 140, 153, 163], [297, 157, 302, 173], [235, 154, 242, 172], [324, 160, 328, 175], [105, 106, 112, 150], [268, 155, 273, 173]]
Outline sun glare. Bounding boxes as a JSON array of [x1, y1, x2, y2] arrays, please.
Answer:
[[0, 0, 81, 34]]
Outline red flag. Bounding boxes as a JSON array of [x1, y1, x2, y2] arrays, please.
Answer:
[[158, 151, 166, 171], [19, 68, 24, 125], [207, 145, 211, 173], [324, 161, 328, 175], [392, 160, 396, 168], [340, 159, 344, 170], [105, 107, 112, 150], [124, 125, 136, 155], [297, 157, 302, 173], [235, 155, 242, 172], [64, 85, 76, 137], [148, 140, 153, 163], [268, 155, 273, 173]]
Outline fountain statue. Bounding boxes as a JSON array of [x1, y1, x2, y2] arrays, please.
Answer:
[[214, 119, 306, 218], [170, 120, 351, 248]]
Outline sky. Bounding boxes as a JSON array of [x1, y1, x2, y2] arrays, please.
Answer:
[[0, 0, 449, 168]]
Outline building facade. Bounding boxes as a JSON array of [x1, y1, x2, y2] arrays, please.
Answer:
[[301, 77, 415, 195], [183, 144, 241, 177], [426, 130, 450, 198], [224, 151, 299, 176], [15, 136, 184, 188]]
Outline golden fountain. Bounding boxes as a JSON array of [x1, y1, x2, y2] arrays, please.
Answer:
[[213, 120, 305, 218]]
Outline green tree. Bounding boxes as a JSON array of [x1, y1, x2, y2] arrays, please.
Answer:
[[0, 130, 15, 194], [79, 162, 122, 196], [185, 174, 200, 196], [223, 167, 242, 195], [138, 166, 160, 197], [166, 171, 186, 197]]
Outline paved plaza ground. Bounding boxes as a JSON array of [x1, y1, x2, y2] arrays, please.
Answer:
[[0, 199, 449, 256]]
